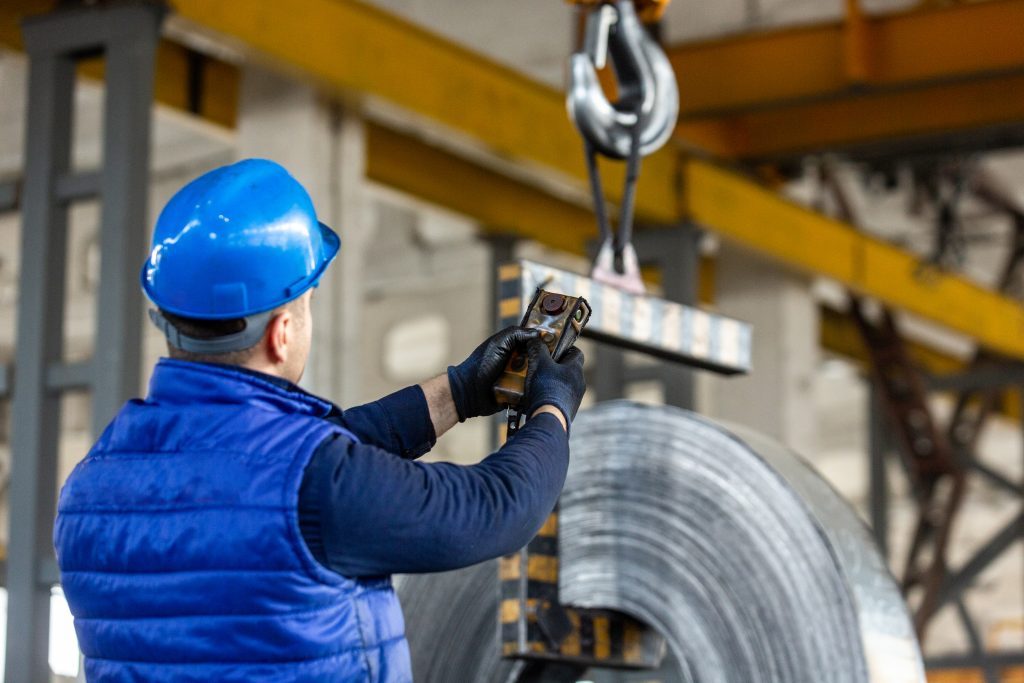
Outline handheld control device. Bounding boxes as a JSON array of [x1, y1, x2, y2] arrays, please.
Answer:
[[494, 288, 592, 434]]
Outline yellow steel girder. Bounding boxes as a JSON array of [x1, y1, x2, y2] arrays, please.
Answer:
[[670, 0, 1024, 116], [670, 0, 1024, 158], [682, 158, 1024, 360], [170, 0, 680, 224], [366, 123, 594, 254]]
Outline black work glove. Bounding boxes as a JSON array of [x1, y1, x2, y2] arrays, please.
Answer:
[[447, 326, 541, 421], [523, 338, 586, 427]]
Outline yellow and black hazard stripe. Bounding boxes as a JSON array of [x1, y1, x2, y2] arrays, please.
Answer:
[[497, 262, 525, 329], [494, 260, 661, 669]]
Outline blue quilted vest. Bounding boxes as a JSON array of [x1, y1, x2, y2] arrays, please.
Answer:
[[54, 359, 412, 682]]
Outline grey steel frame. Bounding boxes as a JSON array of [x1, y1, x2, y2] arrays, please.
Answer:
[[868, 365, 1024, 680], [5, 3, 164, 682], [591, 224, 702, 409], [0, 180, 19, 214]]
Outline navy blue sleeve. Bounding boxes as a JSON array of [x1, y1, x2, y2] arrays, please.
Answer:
[[298, 413, 569, 577], [335, 385, 436, 460]]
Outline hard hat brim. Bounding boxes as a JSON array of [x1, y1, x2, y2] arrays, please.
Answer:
[[140, 221, 342, 320]]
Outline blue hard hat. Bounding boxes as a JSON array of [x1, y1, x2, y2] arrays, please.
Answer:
[[141, 158, 340, 320]]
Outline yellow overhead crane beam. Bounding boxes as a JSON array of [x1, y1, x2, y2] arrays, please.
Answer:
[[671, 0, 1024, 159], [673, 0, 1024, 116], [9, 0, 1023, 161], [683, 159, 1024, 359], [5, 0, 1024, 360], [170, 0, 679, 224]]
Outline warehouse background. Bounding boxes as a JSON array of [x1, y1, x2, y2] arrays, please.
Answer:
[[0, 0, 1022, 681]]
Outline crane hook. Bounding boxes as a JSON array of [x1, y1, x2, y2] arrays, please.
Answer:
[[565, 0, 679, 294], [567, 0, 678, 160]]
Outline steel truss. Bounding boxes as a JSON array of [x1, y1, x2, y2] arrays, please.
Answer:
[[867, 359, 1024, 683], [807, 154, 1024, 683], [861, 223, 1024, 682]]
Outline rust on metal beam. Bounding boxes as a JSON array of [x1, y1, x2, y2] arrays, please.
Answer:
[[819, 306, 961, 376]]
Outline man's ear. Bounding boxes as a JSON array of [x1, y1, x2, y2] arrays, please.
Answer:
[[265, 309, 292, 365]]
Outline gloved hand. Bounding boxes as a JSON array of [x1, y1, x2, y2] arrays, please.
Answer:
[[447, 326, 541, 421], [523, 338, 586, 426]]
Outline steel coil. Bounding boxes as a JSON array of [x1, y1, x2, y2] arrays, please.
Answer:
[[397, 402, 924, 683]]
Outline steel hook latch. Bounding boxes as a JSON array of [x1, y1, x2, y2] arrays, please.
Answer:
[[565, 0, 679, 294], [567, 0, 678, 160]]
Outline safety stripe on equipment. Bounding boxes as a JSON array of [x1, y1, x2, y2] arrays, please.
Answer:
[[506, 258, 751, 374]]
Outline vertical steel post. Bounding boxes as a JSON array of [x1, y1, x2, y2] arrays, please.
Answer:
[[91, 14, 160, 432], [868, 381, 890, 559], [6, 5, 164, 681], [593, 223, 700, 408], [6, 44, 76, 683], [90, 15, 158, 430], [639, 224, 700, 410], [591, 343, 626, 401]]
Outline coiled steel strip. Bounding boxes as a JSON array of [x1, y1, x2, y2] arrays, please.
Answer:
[[397, 402, 924, 683]]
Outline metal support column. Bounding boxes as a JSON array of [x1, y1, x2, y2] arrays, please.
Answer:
[[90, 19, 160, 432], [591, 223, 702, 409], [0, 180, 19, 213], [6, 4, 164, 682], [591, 343, 626, 401], [868, 384, 890, 559], [5, 36, 74, 683], [636, 225, 701, 409]]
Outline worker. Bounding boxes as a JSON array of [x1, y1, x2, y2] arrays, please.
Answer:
[[53, 158, 586, 682]]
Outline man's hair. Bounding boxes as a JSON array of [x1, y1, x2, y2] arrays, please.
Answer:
[[161, 297, 305, 366]]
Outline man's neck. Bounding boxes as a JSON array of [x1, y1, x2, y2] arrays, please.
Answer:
[[193, 360, 299, 392]]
